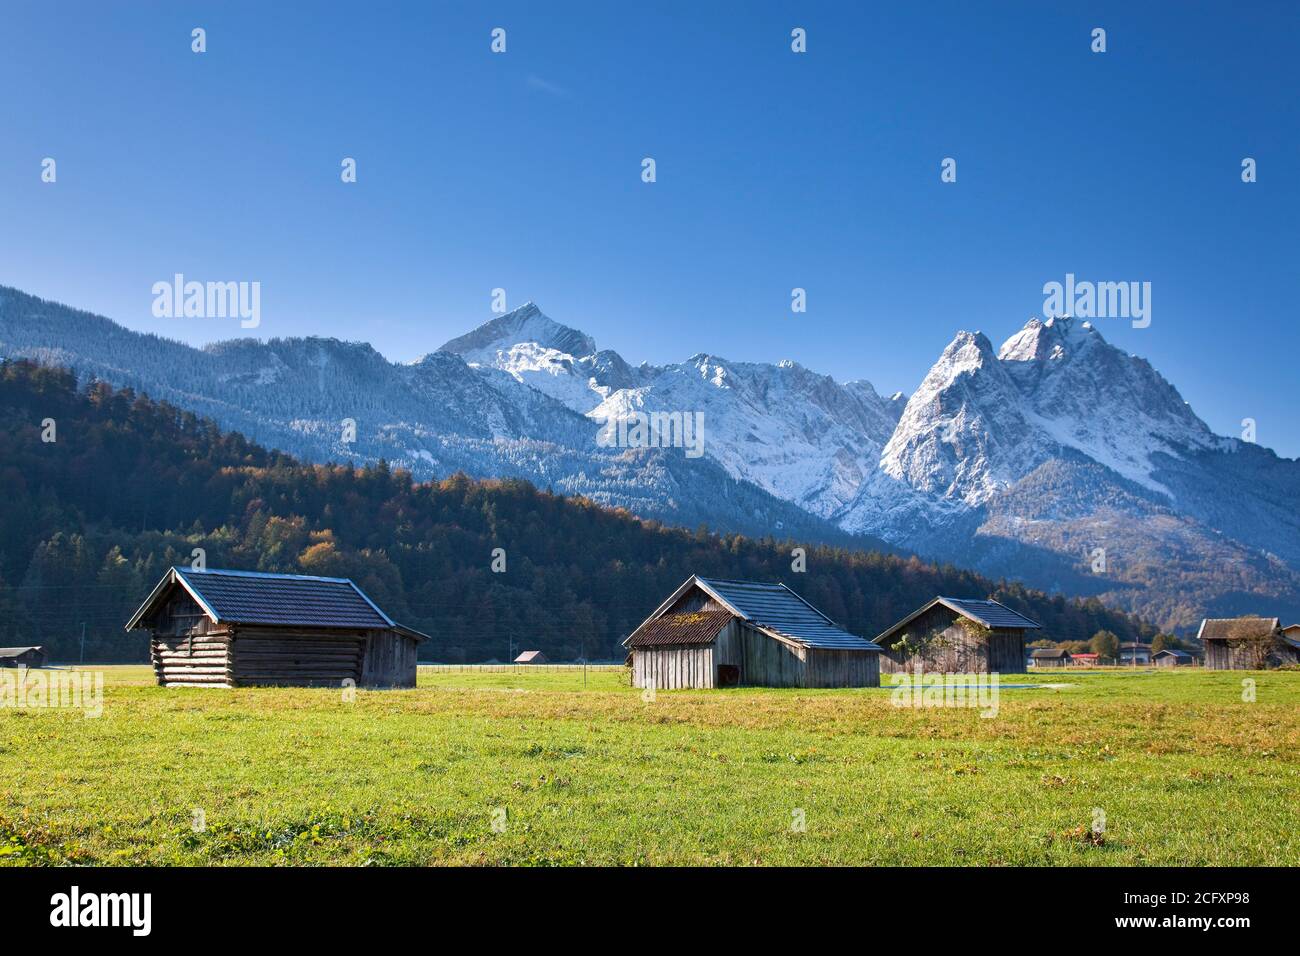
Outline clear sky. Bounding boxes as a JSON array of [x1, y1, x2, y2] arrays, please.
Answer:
[[2, 1, 1297, 454]]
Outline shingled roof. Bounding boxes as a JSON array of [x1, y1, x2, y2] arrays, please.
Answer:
[[125, 567, 428, 639], [1196, 617, 1280, 642], [626, 609, 732, 648], [624, 576, 880, 651]]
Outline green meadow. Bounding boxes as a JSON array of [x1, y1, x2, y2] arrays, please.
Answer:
[[2, 666, 1297, 866]]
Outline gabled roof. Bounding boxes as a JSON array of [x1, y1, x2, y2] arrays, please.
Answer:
[[874, 596, 1041, 646], [1196, 617, 1280, 642], [1153, 649, 1193, 660], [1030, 647, 1070, 658], [0, 646, 44, 657], [695, 578, 881, 650], [624, 576, 880, 651], [513, 650, 546, 662], [125, 567, 427, 639]]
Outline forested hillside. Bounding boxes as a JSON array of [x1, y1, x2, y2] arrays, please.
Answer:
[[0, 360, 1154, 662]]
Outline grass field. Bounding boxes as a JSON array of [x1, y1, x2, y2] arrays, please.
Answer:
[[2, 665, 1298, 865]]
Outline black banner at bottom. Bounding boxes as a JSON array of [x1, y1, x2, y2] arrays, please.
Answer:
[[0, 865, 1277, 941]]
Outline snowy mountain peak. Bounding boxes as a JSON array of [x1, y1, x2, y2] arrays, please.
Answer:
[[998, 315, 1101, 363], [440, 303, 598, 363], [929, 329, 999, 381]]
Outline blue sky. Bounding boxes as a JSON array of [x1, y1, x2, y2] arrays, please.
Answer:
[[3, 1, 1298, 455]]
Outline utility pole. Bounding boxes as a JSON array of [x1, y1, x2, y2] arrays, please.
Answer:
[[79, 622, 86, 666]]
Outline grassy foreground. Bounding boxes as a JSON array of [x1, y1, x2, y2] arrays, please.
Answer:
[[2, 665, 1298, 865]]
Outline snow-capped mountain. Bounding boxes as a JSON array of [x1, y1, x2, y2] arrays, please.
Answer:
[[4, 285, 1299, 628], [440, 304, 903, 520], [0, 287, 869, 548]]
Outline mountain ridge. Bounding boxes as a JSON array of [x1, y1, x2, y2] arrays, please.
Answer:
[[3, 285, 1298, 629]]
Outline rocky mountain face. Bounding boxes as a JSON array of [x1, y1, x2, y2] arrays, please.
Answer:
[[4, 286, 1298, 628]]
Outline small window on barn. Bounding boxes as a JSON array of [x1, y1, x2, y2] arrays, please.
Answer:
[[172, 612, 203, 637]]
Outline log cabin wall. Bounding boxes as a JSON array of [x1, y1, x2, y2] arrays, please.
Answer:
[[152, 629, 234, 686], [230, 626, 367, 687], [149, 591, 233, 687]]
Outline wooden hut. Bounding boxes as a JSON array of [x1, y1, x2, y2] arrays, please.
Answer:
[[125, 567, 429, 688], [1118, 641, 1152, 665], [873, 597, 1040, 674], [514, 650, 547, 664], [1029, 647, 1071, 668], [1153, 649, 1194, 667], [1198, 617, 1298, 670], [0, 646, 47, 668], [624, 576, 881, 689]]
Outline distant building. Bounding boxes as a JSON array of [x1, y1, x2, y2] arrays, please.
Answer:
[[1071, 652, 1100, 667], [0, 646, 47, 668], [1153, 649, 1194, 667], [1029, 647, 1071, 668], [126, 567, 428, 688], [1118, 642, 1152, 665], [625, 576, 880, 689], [1198, 617, 1299, 670], [874, 597, 1041, 674], [514, 650, 547, 664]]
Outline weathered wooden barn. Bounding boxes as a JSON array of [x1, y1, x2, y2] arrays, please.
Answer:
[[1199, 616, 1299, 670], [624, 576, 881, 689], [1029, 647, 1071, 668], [1153, 649, 1194, 667], [126, 567, 428, 688], [0, 646, 46, 668], [514, 650, 547, 664], [873, 597, 1040, 673]]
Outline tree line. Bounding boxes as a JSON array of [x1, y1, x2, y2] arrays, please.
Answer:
[[0, 360, 1155, 662]]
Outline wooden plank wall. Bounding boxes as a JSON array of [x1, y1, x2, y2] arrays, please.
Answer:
[[361, 630, 418, 688], [737, 624, 806, 687], [631, 645, 715, 689], [803, 648, 880, 687], [1205, 638, 1300, 670]]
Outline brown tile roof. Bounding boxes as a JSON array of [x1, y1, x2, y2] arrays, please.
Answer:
[[1198, 617, 1280, 641], [626, 609, 732, 648]]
